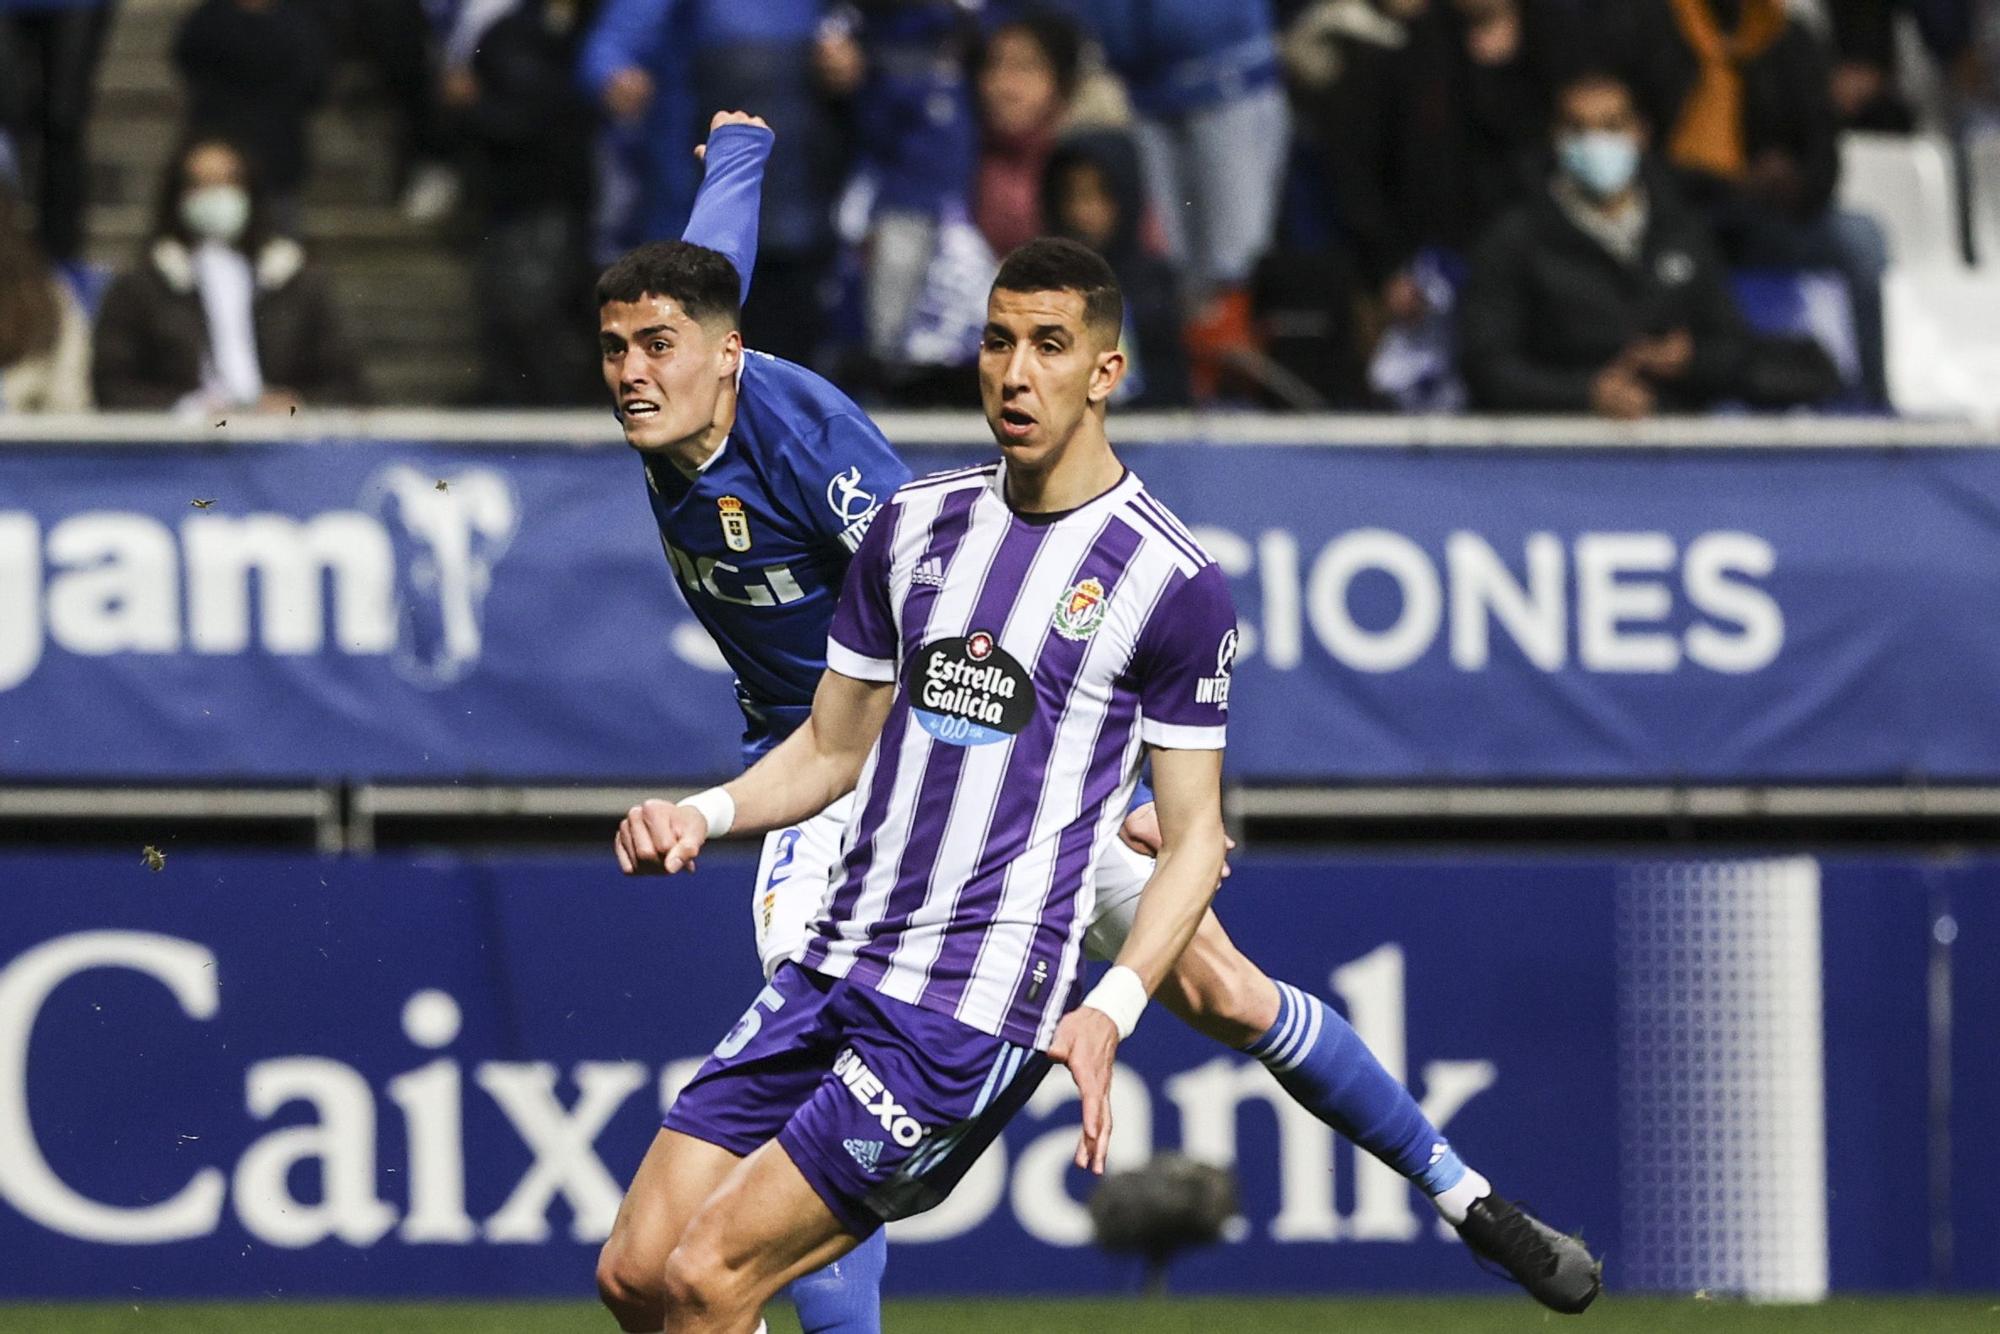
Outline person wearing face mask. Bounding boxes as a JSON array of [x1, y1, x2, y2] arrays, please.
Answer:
[[1458, 69, 1756, 418], [1599, 0, 1889, 407], [92, 137, 366, 413]]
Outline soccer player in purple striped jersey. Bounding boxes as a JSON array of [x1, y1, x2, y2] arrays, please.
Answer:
[[596, 121, 1599, 1330], [606, 240, 1238, 1333]]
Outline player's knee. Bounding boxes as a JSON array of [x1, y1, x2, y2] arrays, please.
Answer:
[[595, 1241, 665, 1328], [659, 1239, 743, 1324], [1165, 944, 1278, 1048]]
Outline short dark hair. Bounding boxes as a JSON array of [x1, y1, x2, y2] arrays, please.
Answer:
[[980, 11, 1084, 102], [595, 241, 742, 328], [1554, 68, 1637, 118], [993, 237, 1123, 340]]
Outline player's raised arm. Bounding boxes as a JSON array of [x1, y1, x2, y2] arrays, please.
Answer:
[[682, 111, 772, 306]]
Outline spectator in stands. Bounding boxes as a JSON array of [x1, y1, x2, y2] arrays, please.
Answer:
[[1459, 70, 1753, 417], [93, 138, 367, 412], [577, 0, 699, 259], [174, 0, 333, 233], [1044, 129, 1191, 406], [973, 10, 1084, 259], [581, 0, 836, 364], [0, 0, 116, 263], [310, 0, 458, 222], [1601, 0, 1891, 407], [441, 0, 596, 404], [0, 177, 90, 411], [1824, 0, 1974, 132], [1318, 0, 1578, 339], [1052, 0, 1289, 389], [820, 2, 986, 376]]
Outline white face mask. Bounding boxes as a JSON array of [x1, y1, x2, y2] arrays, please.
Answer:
[[180, 184, 251, 243], [1558, 130, 1642, 199]]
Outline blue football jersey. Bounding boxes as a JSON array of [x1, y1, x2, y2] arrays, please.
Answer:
[[641, 353, 909, 760], [638, 123, 910, 761]]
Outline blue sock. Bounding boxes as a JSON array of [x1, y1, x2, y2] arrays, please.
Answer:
[[786, 1226, 886, 1334], [1243, 980, 1477, 1205]]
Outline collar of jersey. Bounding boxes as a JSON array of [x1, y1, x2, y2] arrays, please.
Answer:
[[991, 462, 1137, 526], [687, 353, 750, 476], [694, 433, 730, 474]]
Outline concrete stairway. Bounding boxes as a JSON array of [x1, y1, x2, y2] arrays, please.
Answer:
[[82, 0, 477, 406]]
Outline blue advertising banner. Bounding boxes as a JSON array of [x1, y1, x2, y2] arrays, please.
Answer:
[[2, 437, 1998, 782], [0, 849, 1970, 1299]]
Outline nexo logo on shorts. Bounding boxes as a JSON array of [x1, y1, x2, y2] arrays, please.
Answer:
[[832, 1047, 929, 1148], [908, 631, 1035, 746]]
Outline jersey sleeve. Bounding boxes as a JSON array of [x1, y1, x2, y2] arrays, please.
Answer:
[[826, 497, 902, 683], [680, 121, 772, 306], [1131, 562, 1237, 750], [794, 413, 913, 555]]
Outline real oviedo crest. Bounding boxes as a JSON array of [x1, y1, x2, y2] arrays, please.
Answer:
[[1053, 577, 1108, 641], [717, 495, 752, 553]]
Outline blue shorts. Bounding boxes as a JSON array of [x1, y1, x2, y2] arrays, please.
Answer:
[[663, 961, 1051, 1237]]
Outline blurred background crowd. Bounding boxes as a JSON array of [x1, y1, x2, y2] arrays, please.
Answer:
[[3, 0, 1999, 419]]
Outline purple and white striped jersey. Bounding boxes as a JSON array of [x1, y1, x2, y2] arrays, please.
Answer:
[[801, 461, 1237, 1050]]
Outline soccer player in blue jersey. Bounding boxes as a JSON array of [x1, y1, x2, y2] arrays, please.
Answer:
[[594, 116, 1599, 1332]]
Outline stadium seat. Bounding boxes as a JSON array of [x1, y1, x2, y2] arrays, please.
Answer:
[[1885, 267, 2000, 418], [1729, 269, 1862, 396], [1838, 131, 1962, 271]]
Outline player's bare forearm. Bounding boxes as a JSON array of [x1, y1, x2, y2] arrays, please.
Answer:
[[1050, 748, 1225, 1174], [723, 668, 893, 835], [616, 669, 891, 876], [1106, 747, 1228, 994]]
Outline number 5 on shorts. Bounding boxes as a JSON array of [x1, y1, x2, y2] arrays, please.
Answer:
[[714, 983, 786, 1060]]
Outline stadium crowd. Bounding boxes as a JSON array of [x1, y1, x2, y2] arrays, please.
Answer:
[[0, 0, 1995, 417]]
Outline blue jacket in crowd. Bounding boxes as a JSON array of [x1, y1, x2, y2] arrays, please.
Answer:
[[1050, 0, 1278, 116], [579, 0, 830, 252]]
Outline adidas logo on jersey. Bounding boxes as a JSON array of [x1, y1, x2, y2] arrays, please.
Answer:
[[912, 556, 947, 588], [843, 1138, 884, 1171]]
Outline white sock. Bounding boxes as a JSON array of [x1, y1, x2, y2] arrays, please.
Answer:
[[1430, 1166, 1492, 1225]]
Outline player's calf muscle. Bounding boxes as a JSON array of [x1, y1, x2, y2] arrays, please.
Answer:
[[1159, 916, 1281, 1047]]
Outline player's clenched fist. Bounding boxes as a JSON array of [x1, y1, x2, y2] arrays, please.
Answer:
[[694, 109, 772, 161], [615, 798, 707, 875]]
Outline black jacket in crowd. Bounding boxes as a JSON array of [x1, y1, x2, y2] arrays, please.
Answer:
[[93, 235, 367, 408], [1598, 0, 1840, 223], [448, 0, 594, 219], [1320, 0, 1582, 287], [1458, 169, 1749, 413], [173, 0, 331, 196]]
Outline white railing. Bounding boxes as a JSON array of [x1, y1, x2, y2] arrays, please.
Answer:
[[0, 410, 1994, 449]]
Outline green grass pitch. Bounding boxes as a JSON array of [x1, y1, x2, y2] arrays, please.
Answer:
[[4, 1297, 1996, 1333]]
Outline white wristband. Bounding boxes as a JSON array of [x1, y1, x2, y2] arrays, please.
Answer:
[[1080, 965, 1148, 1040], [680, 786, 735, 839]]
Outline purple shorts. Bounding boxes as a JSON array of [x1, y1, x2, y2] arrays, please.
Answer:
[[663, 961, 1050, 1237]]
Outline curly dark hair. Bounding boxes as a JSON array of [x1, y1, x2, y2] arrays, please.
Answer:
[[594, 241, 742, 329]]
